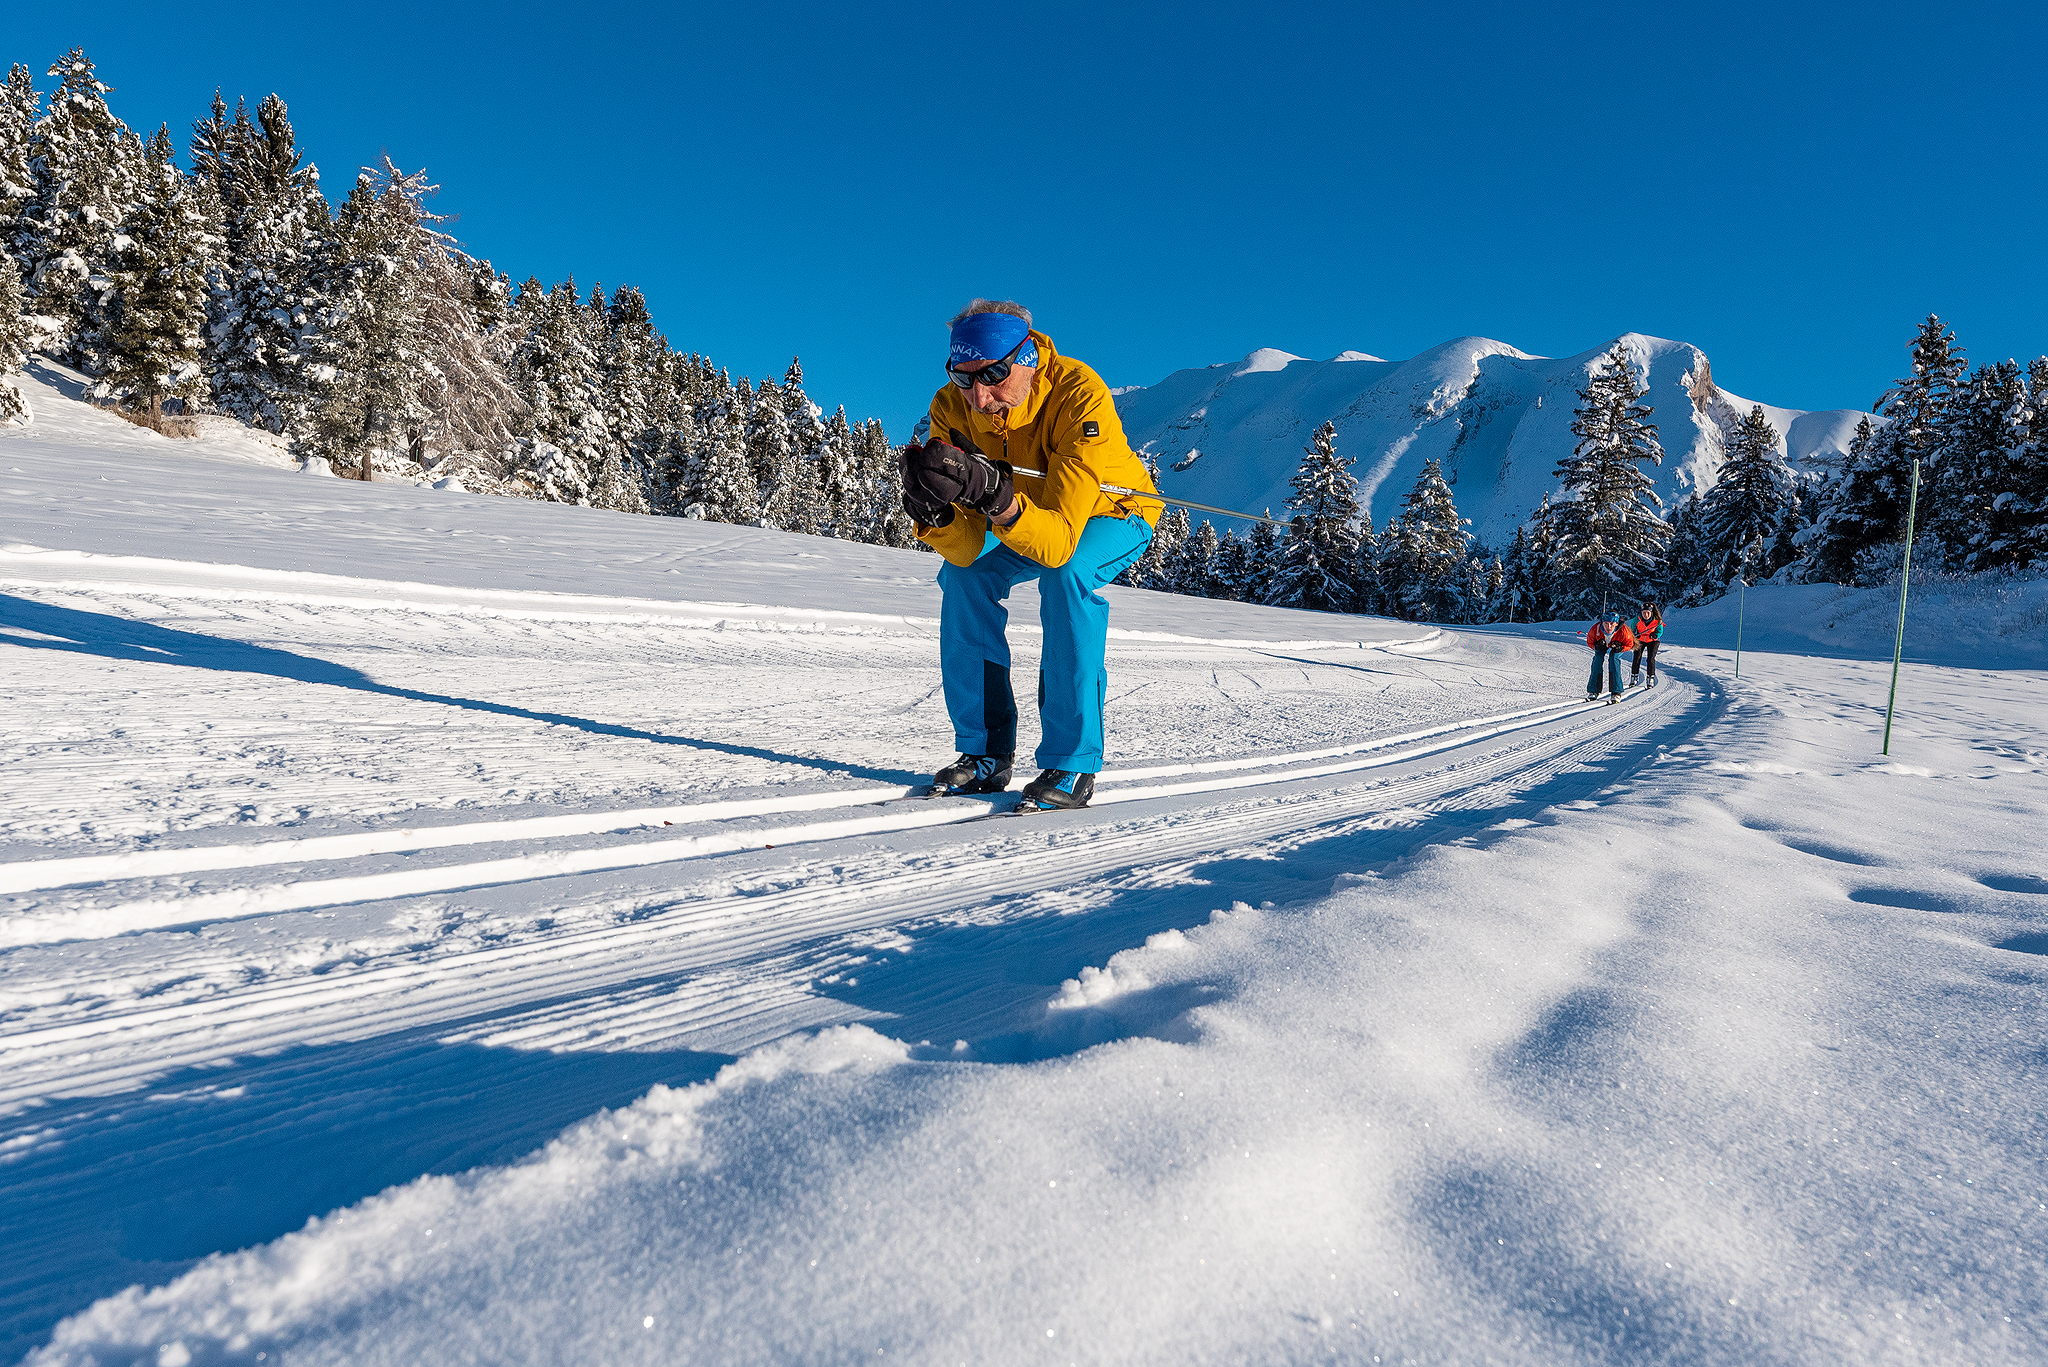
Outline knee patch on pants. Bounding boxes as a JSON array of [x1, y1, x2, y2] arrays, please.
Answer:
[[984, 659, 1016, 755]]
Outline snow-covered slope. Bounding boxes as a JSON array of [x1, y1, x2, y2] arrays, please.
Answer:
[[1114, 335, 1874, 546], [4, 360, 2045, 1366]]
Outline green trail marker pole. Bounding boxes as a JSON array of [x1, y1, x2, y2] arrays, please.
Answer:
[[1881, 457, 1922, 756], [1735, 577, 1746, 679]]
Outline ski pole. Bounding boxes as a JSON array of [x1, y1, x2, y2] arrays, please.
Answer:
[[1006, 465, 1294, 527], [1881, 457, 1920, 756]]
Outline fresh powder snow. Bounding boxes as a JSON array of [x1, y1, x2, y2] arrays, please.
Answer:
[[3, 362, 2044, 1365]]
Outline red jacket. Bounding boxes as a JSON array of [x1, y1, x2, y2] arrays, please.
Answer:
[[1635, 613, 1663, 642], [1586, 620, 1637, 650]]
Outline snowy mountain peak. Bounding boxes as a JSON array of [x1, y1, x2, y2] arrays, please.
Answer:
[[1231, 348, 1306, 377], [1117, 332, 1872, 545]]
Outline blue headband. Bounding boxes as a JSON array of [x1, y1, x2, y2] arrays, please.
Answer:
[[949, 313, 1037, 369]]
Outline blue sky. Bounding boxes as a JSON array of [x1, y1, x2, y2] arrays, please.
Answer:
[[13, 1, 2045, 439]]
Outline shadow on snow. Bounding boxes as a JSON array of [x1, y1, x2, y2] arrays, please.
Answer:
[[0, 1028, 730, 1363], [0, 593, 921, 785]]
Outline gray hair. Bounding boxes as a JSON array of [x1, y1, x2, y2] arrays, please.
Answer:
[[948, 298, 1032, 328]]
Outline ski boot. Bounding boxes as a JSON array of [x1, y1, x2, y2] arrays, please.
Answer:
[[929, 752, 1013, 796], [1020, 769, 1094, 810]]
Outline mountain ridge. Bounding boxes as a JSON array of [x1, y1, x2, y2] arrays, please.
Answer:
[[1112, 334, 1872, 547]]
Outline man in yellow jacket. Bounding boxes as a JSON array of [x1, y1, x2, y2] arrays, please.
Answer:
[[899, 300, 1161, 809]]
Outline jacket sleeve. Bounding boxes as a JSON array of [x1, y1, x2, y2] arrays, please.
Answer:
[[990, 372, 1144, 569]]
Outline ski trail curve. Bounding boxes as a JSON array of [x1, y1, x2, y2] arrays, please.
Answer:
[[0, 674, 1710, 1107]]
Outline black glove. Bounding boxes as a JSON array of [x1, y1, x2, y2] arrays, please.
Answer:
[[939, 428, 1015, 518], [898, 443, 955, 526]]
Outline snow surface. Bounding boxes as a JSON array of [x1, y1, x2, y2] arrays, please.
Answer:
[[3, 375, 2045, 1365], [1116, 334, 1876, 545]]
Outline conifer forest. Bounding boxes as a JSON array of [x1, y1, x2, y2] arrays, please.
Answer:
[[2, 49, 2042, 625]]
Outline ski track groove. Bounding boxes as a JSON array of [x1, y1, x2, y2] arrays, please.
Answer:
[[0, 677, 1700, 1107]]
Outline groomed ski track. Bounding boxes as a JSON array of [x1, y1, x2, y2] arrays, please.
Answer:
[[1, 645, 1714, 1355], [2, 669, 1710, 1106]]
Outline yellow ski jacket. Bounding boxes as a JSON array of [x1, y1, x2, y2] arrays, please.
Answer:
[[916, 330, 1161, 569]]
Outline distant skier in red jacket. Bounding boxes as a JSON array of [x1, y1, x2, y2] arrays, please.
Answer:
[[1631, 600, 1664, 687], [1585, 611, 1636, 702]]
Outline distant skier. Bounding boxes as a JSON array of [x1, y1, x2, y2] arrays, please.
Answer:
[[1631, 600, 1663, 687], [898, 300, 1162, 809], [1585, 610, 1636, 703]]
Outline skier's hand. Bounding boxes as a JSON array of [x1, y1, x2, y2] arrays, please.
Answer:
[[898, 443, 956, 526], [904, 435, 1013, 520], [943, 428, 1016, 519]]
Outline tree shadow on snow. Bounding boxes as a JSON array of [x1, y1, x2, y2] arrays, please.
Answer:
[[0, 593, 920, 784], [0, 1026, 730, 1363]]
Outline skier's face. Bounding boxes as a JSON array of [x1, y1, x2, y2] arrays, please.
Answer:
[[957, 360, 1035, 415]]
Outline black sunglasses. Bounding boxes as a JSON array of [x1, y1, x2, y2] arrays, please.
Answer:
[[946, 338, 1028, 390]]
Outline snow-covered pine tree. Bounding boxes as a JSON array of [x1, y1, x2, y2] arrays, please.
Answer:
[[773, 358, 825, 534], [1243, 518, 1282, 603], [576, 284, 626, 506], [1458, 553, 1498, 624], [299, 162, 439, 478], [1929, 360, 2030, 571], [646, 352, 701, 516], [1349, 506, 1379, 614], [1767, 498, 1802, 578], [187, 90, 233, 206], [1266, 420, 1362, 612], [2002, 358, 2048, 570], [689, 375, 761, 525], [1208, 529, 1250, 602], [1497, 525, 1536, 622], [1179, 519, 1222, 597], [202, 92, 329, 436], [1372, 516, 1410, 616], [1480, 554, 1506, 622], [1804, 316, 1962, 583], [0, 251, 31, 422], [103, 125, 219, 422], [1123, 499, 1187, 588], [591, 285, 662, 513], [505, 278, 607, 500], [1544, 344, 1670, 615], [816, 405, 864, 537], [1654, 494, 1708, 603], [1695, 404, 1796, 592], [742, 375, 796, 528], [1505, 495, 1563, 619], [0, 65, 38, 269], [22, 49, 145, 375], [855, 418, 918, 548], [1384, 456, 1470, 621]]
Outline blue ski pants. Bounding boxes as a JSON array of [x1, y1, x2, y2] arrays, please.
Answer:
[[1588, 647, 1624, 697], [937, 514, 1154, 773]]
